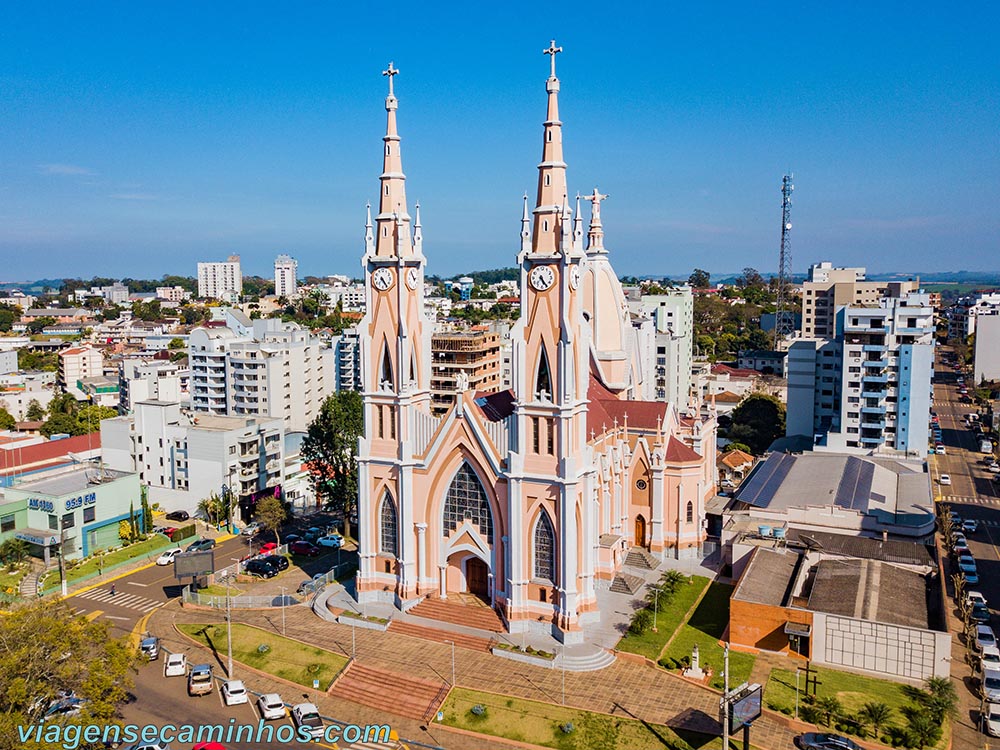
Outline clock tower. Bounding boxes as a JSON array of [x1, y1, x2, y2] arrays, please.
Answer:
[[356, 62, 433, 604], [505, 42, 596, 637]]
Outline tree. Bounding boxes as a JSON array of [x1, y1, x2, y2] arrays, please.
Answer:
[[167, 337, 185, 350], [39, 413, 77, 438], [0, 307, 15, 333], [905, 711, 942, 749], [24, 399, 46, 421], [140, 486, 153, 535], [0, 407, 14, 430], [729, 393, 786, 454], [0, 599, 138, 750], [921, 676, 958, 724], [198, 493, 226, 526], [859, 701, 892, 738], [688, 268, 711, 288], [814, 695, 842, 727], [254, 495, 288, 548], [722, 442, 753, 454], [301, 391, 364, 539], [25, 316, 56, 334], [0, 538, 29, 566]]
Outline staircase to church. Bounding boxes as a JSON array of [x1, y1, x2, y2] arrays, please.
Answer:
[[625, 546, 660, 571], [329, 662, 447, 721], [389, 620, 494, 652], [408, 596, 505, 633], [609, 572, 645, 595]]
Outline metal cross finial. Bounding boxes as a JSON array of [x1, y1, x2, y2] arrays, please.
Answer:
[[383, 61, 399, 96], [543, 40, 563, 78]]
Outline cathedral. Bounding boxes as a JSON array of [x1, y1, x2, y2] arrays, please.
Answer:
[[355, 44, 717, 643]]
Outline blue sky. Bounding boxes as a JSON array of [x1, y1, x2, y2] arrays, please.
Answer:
[[1, 3, 997, 281]]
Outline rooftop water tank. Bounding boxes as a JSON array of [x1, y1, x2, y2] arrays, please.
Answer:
[[758, 525, 773, 537]]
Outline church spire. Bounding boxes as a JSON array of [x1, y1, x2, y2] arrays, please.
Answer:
[[520, 193, 531, 254], [375, 61, 412, 258], [532, 40, 568, 255], [364, 202, 374, 255], [585, 188, 609, 254]]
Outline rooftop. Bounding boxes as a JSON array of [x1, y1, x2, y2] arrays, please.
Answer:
[[807, 558, 931, 629], [14, 465, 131, 496], [732, 546, 801, 606]]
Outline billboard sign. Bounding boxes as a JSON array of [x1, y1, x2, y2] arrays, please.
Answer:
[[173, 550, 215, 578], [728, 683, 762, 729]]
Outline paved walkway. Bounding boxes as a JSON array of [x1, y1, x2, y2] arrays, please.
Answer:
[[153, 599, 801, 749]]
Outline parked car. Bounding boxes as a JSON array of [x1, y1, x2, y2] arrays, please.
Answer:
[[187, 664, 214, 696], [158, 526, 178, 538], [244, 559, 279, 578], [165, 510, 190, 522], [983, 701, 1000, 737], [241, 522, 262, 537], [303, 527, 324, 541], [972, 602, 992, 624], [317, 534, 344, 548], [953, 539, 970, 555], [289, 541, 321, 557], [41, 696, 88, 723], [291, 702, 325, 739], [221, 680, 249, 706], [186, 538, 216, 553], [977, 625, 998, 653], [283, 534, 302, 546], [257, 693, 286, 721], [982, 645, 1000, 671], [297, 574, 327, 595], [938, 474, 951, 485], [984, 668, 1000, 703], [156, 548, 183, 566], [260, 554, 288, 571], [964, 519, 980, 534], [967, 591, 989, 608], [258, 542, 278, 555], [795, 733, 862, 750], [164, 652, 187, 677], [139, 636, 160, 660]]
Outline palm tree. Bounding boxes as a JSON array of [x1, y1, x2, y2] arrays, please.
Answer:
[[906, 712, 942, 749], [923, 676, 958, 723], [814, 696, 842, 727], [859, 701, 892, 738]]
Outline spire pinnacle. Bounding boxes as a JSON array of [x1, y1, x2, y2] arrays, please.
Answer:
[[375, 63, 411, 257], [520, 193, 531, 253], [586, 187, 609, 254], [382, 61, 399, 98], [543, 40, 563, 79], [364, 202, 374, 255]]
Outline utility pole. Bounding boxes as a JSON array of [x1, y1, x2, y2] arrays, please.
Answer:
[[773, 174, 794, 350], [226, 571, 233, 677], [722, 643, 730, 750], [280, 586, 286, 636]]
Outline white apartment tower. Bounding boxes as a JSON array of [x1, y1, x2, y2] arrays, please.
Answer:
[[197, 254, 243, 302], [626, 287, 694, 407], [274, 254, 298, 299]]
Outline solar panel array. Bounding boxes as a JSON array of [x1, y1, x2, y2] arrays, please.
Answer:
[[833, 457, 875, 511]]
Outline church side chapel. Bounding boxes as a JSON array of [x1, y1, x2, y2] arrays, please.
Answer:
[[354, 44, 717, 643]]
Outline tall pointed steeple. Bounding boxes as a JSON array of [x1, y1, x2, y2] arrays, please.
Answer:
[[375, 62, 412, 258], [532, 40, 568, 255]]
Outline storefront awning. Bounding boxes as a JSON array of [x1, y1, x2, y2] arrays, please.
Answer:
[[784, 621, 811, 637], [14, 529, 60, 547]]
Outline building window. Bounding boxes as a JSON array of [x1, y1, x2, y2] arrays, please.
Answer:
[[61, 513, 75, 530], [686, 501, 694, 524], [532, 417, 540, 453], [533, 510, 555, 582], [389, 406, 396, 440], [229, 446, 236, 455], [546, 418, 554, 454], [83, 507, 96, 524], [0, 514, 13, 533], [378, 406, 385, 438], [635, 479, 648, 491], [380, 492, 398, 557], [48, 514, 58, 530], [443, 462, 492, 538]]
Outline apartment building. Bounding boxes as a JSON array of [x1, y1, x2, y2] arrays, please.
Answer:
[[787, 291, 935, 457], [948, 292, 1000, 339], [331, 327, 362, 392], [626, 286, 694, 406], [974, 312, 1000, 383], [118, 357, 186, 414], [197, 254, 243, 302], [429, 327, 501, 415], [101, 400, 283, 516], [274, 254, 298, 299], [155, 286, 191, 303], [188, 314, 334, 431], [801, 262, 919, 339], [58, 345, 104, 390]]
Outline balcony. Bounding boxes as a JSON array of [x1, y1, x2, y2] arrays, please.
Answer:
[[862, 344, 888, 353], [861, 419, 886, 430], [897, 326, 929, 335], [863, 359, 887, 368], [862, 372, 889, 384], [860, 435, 885, 445], [861, 404, 886, 416]]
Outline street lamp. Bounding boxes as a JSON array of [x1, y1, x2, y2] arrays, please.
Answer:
[[280, 586, 286, 636], [445, 640, 456, 687], [225, 570, 233, 678]]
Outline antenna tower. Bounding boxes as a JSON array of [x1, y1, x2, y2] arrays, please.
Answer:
[[774, 174, 794, 349]]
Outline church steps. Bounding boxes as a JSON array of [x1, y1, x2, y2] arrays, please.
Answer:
[[389, 620, 493, 652], [329, 662, 447, 721], [408, 597, 505, 633]]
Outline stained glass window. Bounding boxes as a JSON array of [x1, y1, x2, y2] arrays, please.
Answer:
[[380, 492, 398, 556], [443, 463, 492, 538], [533, 510, 555, 582]]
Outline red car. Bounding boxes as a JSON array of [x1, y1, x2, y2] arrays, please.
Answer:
[[289, 541, 321, 557], [258, 542, 278, 555]]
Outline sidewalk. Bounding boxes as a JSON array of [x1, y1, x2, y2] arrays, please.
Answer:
[[152, 599, 801, 749]]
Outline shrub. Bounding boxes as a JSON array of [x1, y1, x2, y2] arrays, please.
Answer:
[[306, 663, 321, 675], [470, 704, 487, 717], [628, 607, 653, 635], [257, 644, 271, 654], [560, 722, 575, 734]]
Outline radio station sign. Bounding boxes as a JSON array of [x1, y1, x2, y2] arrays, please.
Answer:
[[15, 532, 60, 547], [27, 498, 55, 513], [27, 493, 97, 513]]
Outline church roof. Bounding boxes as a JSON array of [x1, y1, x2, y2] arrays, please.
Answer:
[[586, 373, 666, 437], [665, 436, 701, 463], [472, 390, 516, 422]]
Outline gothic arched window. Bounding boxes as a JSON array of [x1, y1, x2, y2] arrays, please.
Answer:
[[443, 462, 492, 538], [380, 340, 393, 388], [533, 510, 555, 582], [535, 347, 552, 401], [380, 492, 398, 556], [686, 500, 694, 524]]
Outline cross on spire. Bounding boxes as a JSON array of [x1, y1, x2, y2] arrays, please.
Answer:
[[543, 40, 563, 78], [383, 61, 399, 97], [587, 187, 609, 220]]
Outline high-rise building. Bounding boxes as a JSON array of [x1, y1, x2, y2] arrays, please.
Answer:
[[58, 344, 104, 390], [188, 312, 334, 432], [118, 357, 186, 414], [197, 254, 243, 302], [974, 312, 1000, 383], [626, 287, 694, 406], [801, 262, 920, 339], [274, 254, 298, 299], [429, 327, 502, 414], [787, 290, 935, 457], [331, 327, 362, 392]]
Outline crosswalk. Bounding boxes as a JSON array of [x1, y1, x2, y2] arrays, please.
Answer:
[[72, 587, 163, 613], [941, 495, 1000, 506]]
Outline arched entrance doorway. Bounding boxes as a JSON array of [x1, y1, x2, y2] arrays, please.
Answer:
[[466, 557, 489, 598], [635, 515, 647, 548]]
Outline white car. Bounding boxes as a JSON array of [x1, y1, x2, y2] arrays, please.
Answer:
[[291, 702, 324, 739], [939, 474, 951, 486], [257, 692, 286, 721], [242, 521, 262, 536], [984, 701, 1000, 737], [968, 591, 989, 608], [221, 679, 249, 706], [317, 534, 344, 548], [982, 645, 1000, 671], [978, 625, 998, 654], [936, 445, 946, 455], [156, 548, 183, 566], [164, 652, 187, 677]]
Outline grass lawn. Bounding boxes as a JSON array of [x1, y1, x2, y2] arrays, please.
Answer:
[[442, 687, 737, 750], [195, 584, 243, 597], [0, 566, 28, 595], [177, 622, 348, 688], [616, 576, 710, 661], [660, 582, 754, 690], [64, 536, 174, 582], [766, 667, 949, 749]]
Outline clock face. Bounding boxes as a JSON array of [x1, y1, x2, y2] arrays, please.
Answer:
[[371, 267, 394, 291], [529, 265, 556, 292], [569, 266, 582, 290], [406, 267, 420, 290]]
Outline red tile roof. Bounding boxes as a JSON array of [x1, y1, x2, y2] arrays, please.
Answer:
[[711, 364, 759, 379], [718, 448, 755, 469], [587, 373, 667, 436], [712, 390, 744, 403], [664, 436, 701, 463], [0, 432, 101, 473]]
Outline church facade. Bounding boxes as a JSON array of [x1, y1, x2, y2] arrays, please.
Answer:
[[355, 46, 717, 643]]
